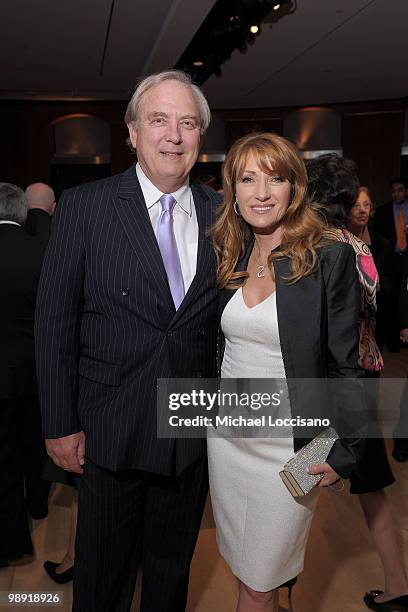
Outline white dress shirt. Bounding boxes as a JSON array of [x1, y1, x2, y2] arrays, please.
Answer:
[[136, 163, 198, 293]]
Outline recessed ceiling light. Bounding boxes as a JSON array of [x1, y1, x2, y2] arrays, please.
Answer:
[[193, 60, 204, 67], [250, 25, 259, 34], [273, 3, 281, 10]]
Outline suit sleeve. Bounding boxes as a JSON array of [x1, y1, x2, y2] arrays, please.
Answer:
[[375, 234, 393, 298], [24, 208, 51, 240], [323, 244, 367, 478], [399, 256, 408, 330], [372, 205, 386, 236], [34, 189, 85, 438]]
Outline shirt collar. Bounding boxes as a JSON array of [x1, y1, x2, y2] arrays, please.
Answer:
[[0, 220, 21, 226], [136, 163, 192, 216], [393, 199, 408, 209]]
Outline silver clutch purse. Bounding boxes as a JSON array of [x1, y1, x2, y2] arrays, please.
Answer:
[[279, 428, 339, 497]]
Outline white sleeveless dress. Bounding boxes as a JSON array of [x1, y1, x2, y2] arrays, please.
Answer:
[[207, 288, 320, 591]]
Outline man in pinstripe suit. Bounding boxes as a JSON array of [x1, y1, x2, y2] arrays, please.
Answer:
[[35, 71, 222, 611]]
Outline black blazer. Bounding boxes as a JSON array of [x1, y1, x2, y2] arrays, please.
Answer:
[[399, 255, 408, 330], [373, 202, 397, 250], [218, 240, 365, 478], [35, 165, 222, 476], [0, 209, 51, 400], [369, 231, 393, 299]]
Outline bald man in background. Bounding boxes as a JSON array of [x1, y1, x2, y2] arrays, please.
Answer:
[[25, 182, 56, 216], [0, 182, 54, 566]]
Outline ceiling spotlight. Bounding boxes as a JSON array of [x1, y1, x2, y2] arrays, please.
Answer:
[[250, 24, 259, 34], [193, 60, 204, 67], [273, 3, 281, 9]]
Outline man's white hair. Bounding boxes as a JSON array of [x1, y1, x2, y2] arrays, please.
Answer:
[[0, 182, 27, 224], [124, 70, 211, 142]]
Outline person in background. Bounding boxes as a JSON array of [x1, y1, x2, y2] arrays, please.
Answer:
[[25, 183, 56, 217], [43, 489, 77, 584], [399, 255, 408, 344], [347, 186, 393, 352], [26, 181, 78, 585], [307, 155, 408, 612], [373, 178, 408, 352], [348, 185, 408, 464], [393, 256, 408, 463], [0, 182, 53, 567]]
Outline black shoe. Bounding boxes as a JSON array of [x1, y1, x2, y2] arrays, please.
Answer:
[[393, 441, 408, 463], [43, 561, 73, 584], [364, 590, 408, 610], [278, 576, 297, 599]]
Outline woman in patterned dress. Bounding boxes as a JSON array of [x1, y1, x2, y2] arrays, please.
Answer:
[[306, 154, 408, 612]]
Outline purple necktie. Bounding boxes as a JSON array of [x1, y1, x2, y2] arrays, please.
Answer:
[[156, 194, 185, 309]]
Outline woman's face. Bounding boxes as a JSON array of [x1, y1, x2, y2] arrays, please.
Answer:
[[349, 190, 372, 229], [235, 152, 292, 234]]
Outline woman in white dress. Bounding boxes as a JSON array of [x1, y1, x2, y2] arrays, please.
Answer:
[[208, 133, 365, 612]]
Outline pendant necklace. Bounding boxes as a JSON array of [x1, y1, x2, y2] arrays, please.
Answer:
[[254, 243, 267, 278]]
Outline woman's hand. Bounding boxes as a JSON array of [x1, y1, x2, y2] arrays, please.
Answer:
[[308, 462, 340, 487]]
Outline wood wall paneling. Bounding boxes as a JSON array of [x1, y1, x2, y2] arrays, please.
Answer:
[[1, 97, 407, 198], [224, 118, 283, 149], [0, 101, 133, 190], [342, 111, 404, 206]]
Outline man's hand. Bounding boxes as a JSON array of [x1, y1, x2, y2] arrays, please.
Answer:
[[308, 461, 340, 487], [45, 431, 86, 474], [400, 328, 408, 343]]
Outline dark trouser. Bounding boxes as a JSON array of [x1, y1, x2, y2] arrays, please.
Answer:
[[73, 456, 208, 612], [349, 371, 394, 494], [20, 396, 51, 512], [0, 396, 48, 560], [386, 253, 406, 350], [393, 377, 408, 442]]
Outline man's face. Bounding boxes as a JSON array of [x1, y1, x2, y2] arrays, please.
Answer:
[[391, 182, 407, 205], [128, 80, 202, 192]]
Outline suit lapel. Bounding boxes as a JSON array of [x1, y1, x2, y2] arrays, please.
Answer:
[[112, 165, 175, 313], [219, 238, 253, 314], [170, 182, 215, 323]]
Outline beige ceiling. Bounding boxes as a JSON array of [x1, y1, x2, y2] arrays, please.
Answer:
[[1, 0, 407, 108]]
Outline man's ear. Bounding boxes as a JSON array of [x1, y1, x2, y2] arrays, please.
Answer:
[[128, 123, 137, 149]]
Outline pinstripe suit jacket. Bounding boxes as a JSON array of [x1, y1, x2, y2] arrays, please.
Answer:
[[35, 165, 221, 476]]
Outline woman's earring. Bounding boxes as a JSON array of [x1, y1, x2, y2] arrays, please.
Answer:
[[234, 200, 240, 216]]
